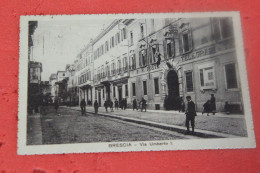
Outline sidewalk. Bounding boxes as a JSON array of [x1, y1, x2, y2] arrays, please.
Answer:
[[67, 106, 247, 137], [27, 113, 43, 145]]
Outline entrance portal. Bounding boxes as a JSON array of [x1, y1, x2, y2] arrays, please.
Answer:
[[166, 70, 180, 110]]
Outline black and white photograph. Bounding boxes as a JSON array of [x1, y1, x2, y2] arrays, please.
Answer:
[[18, 12, 255, 155]]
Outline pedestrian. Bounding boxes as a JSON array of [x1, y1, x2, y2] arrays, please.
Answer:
[[109, 99, 114, 112], [120, 99, 124, 110], [54, 99, 59, 113], [224, 101, 230, 115], [114, 98, 119, 110], [80, 99, 86, 116], [104, 100, 108, 112], [94, 100, 99, 114], [124, 98, 127, 110], [140, 97, 147, 112], [185, 96, 197, 134], [202, 100, 211, 116], [133, 98, 138, 111], [210, 94, 216, 115]]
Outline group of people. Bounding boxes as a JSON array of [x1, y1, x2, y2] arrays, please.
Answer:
[[79, 97, 148, 115], [132, 97, 147, 112]]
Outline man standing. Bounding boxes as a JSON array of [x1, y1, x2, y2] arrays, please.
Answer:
[[133, 98, 138, 111], [104, 100, 108, 113], [114, 98, 119, 110], [185, 96, 196, 134], [94, 100, 99, 114], [210, 94, 216, 115], [140, 97, 147, 112], [80, 99, 86, 116]]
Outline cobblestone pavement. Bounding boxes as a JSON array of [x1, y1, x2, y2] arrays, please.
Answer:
[[39, 106, 193, 144], [70, 106, 248, 137]]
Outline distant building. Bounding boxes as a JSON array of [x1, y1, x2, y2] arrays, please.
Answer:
[[76, 42, 94, 106], [54, 71, 67, 104], [40, 81, 51, 105], [63, 64, 79, 106]]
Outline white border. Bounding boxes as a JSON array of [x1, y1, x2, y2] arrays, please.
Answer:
[[18, 12, 256, 155]]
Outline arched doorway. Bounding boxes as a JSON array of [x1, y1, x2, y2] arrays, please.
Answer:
[[166, 70, 180, 110]]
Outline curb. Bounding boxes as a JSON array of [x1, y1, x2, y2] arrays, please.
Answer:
[[69, 107, 239, 138]]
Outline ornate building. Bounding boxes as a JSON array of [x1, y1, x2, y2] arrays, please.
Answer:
[[75, 17, 242, 112]]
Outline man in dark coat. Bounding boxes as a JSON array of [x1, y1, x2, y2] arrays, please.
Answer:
[[80, 99, 86, 115], [104, 100, 108, 112], [124, 98, 127, 110], [114, 98, 119, 110], [94, 100, 99, 114], [202, 100, 211, 116], [109, 99, 114, 112], [210, 94, 216, 115], [140, 97, 147, 112], [185, 96, 196, 134], [133, 99, 138, 110]]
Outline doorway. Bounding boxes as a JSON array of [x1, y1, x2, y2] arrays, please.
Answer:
[[118, 86, 122, 101], [166, 70, 180, 110], [98, 90, 101, 107]]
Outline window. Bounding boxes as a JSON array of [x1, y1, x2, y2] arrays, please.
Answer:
[[123, 57, 128, 71], [111, 36, 115, 47], [225, 63, 238, 89], [106, 65, 110, 77], [140, 24, 144, 38], [212, 17, 233, 41], [150, 45, 159, 63], [139, 50, 147, 67], [199, 63, 216, 90], [117, 59, 121, 74], [125, 84, 128, 97], [185, 71, 193, 92], [123, 28, 127, 39], [182, 33, 190, 52], [143, 80, 147, 95], [130, 31, 133, 45], [117, 32, 120, 44], [105, 41, 109, 52], [154, 78, 159, 94], [220, 18, 233, 39], [131, 54, 136, 70], [180, 30, 192, 54], [132, 83, 136, 96]]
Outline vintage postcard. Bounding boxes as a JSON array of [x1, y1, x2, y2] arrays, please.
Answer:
[[18, 12, 255, 155]]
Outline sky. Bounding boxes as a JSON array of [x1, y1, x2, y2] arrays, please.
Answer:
[[31, 19, 114, 81]]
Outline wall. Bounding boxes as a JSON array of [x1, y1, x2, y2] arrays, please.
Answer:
[[0, 0, 259, 172]]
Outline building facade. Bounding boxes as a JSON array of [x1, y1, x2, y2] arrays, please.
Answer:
[[75, 17, 242, 112], [77, 43, 94, 105]]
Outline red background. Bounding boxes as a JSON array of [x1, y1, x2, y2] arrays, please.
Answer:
[[0, 0, 259, 172]]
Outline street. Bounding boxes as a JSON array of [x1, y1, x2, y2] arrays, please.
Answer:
[[28, 106, 195, 145]]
